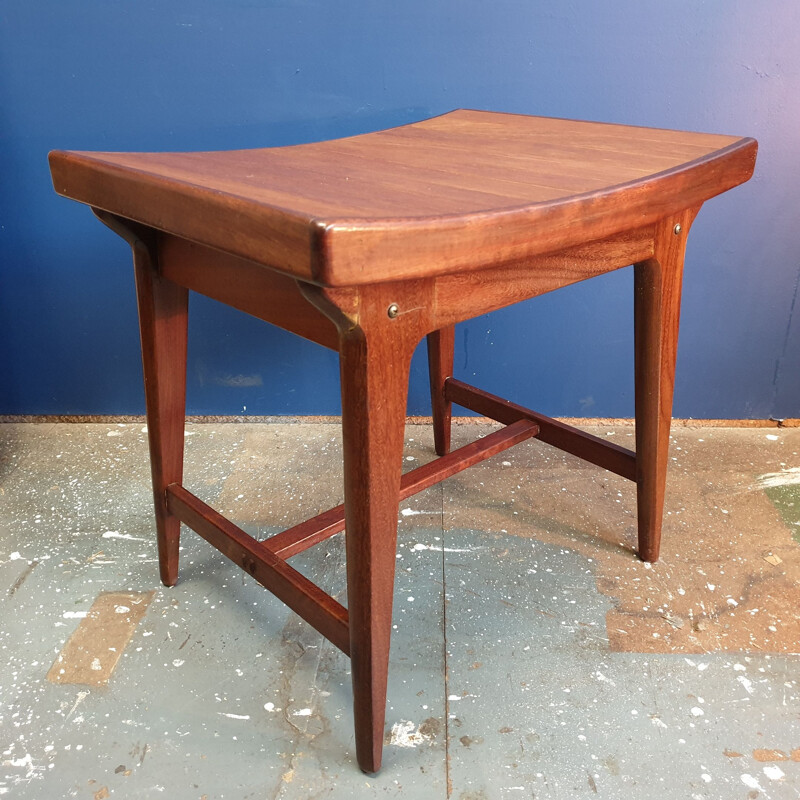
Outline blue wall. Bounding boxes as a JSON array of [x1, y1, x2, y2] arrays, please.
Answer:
[[2, 2, 798, 418]]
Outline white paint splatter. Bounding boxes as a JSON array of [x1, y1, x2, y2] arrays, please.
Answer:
[[401, 508, 439, 517], [264, 702, 275, 712], [90, 658, 102, 671], [293, 708, 313, 717], [3, 753, 36, 785], [756, 467, 800, 490], [765, 434, 779, 441], [102, 531, 147, 541], [219, 712, 250, 720], [388, 720, 432, 748], [66, 690, 89, 721], [411, 543, 474, 553], [690, 707, 704, 717], [9, 552, 23, 561], [763, 764, 785, 780], [741, 774, 761, 789], [62, 611, 88, 619], [737, 675, 754, 695], [172, 659, 185, 667], [114, 605, 130, 614], [594, 671, 616, 686]]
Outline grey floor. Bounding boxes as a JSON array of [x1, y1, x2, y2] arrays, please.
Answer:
[[1, 421, 799, 799]]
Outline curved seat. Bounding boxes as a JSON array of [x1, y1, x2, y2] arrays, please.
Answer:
[[49, 109, 755, 286]]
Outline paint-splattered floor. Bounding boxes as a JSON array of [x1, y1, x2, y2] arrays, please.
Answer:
[[1, 421, 799, 799]]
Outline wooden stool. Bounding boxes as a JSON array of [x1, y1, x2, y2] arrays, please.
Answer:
[[49, 110, 756, 773]]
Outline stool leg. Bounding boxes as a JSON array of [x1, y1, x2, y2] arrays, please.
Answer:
[[132, 237, 189, 587], [339, 328, 414, 774], [426, 326, 455, 456], [634, 212, 694, 562]]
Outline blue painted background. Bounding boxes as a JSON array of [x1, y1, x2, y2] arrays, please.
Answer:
[[2, 2, 798, 418]]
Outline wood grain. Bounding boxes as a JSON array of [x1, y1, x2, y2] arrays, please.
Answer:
[[432, 227, 654, 325], [446, 379, 637, 481], [262, 417, 540, 559], [302, 282, 426, 774], [165, 483, 350, 654], [94, 211, 188, 587], [634, 210, 698, 561], [426, 326, 455, 455], [50, 110, 756, 286], [158, 234, 338, 350]]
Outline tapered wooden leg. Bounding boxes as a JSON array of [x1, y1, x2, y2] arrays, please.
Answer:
[[426, 326, 455, 456], [634, 211, 695, 562], [93, 211, 189, 586], [339, 326, 414, 774], [132, 237, 189, 586], [298, 279, 432, 774]]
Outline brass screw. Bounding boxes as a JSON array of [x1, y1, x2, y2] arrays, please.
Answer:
[[673, 223, 682, 235], [387, 303, 400, 319]]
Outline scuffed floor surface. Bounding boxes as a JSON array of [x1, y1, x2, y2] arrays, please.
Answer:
[[1, 421, 799, 799]]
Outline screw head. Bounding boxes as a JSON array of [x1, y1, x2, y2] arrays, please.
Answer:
[[387, 303, 400, 319], [673, 223, 683, 235]]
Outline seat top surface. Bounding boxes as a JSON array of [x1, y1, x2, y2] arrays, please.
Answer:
[[50, 109, 756, 286]]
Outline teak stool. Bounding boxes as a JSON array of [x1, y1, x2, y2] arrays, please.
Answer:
[[49, 110, 756, 773]]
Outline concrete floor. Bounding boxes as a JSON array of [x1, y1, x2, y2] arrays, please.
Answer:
[[1, 420, 799, 799]]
